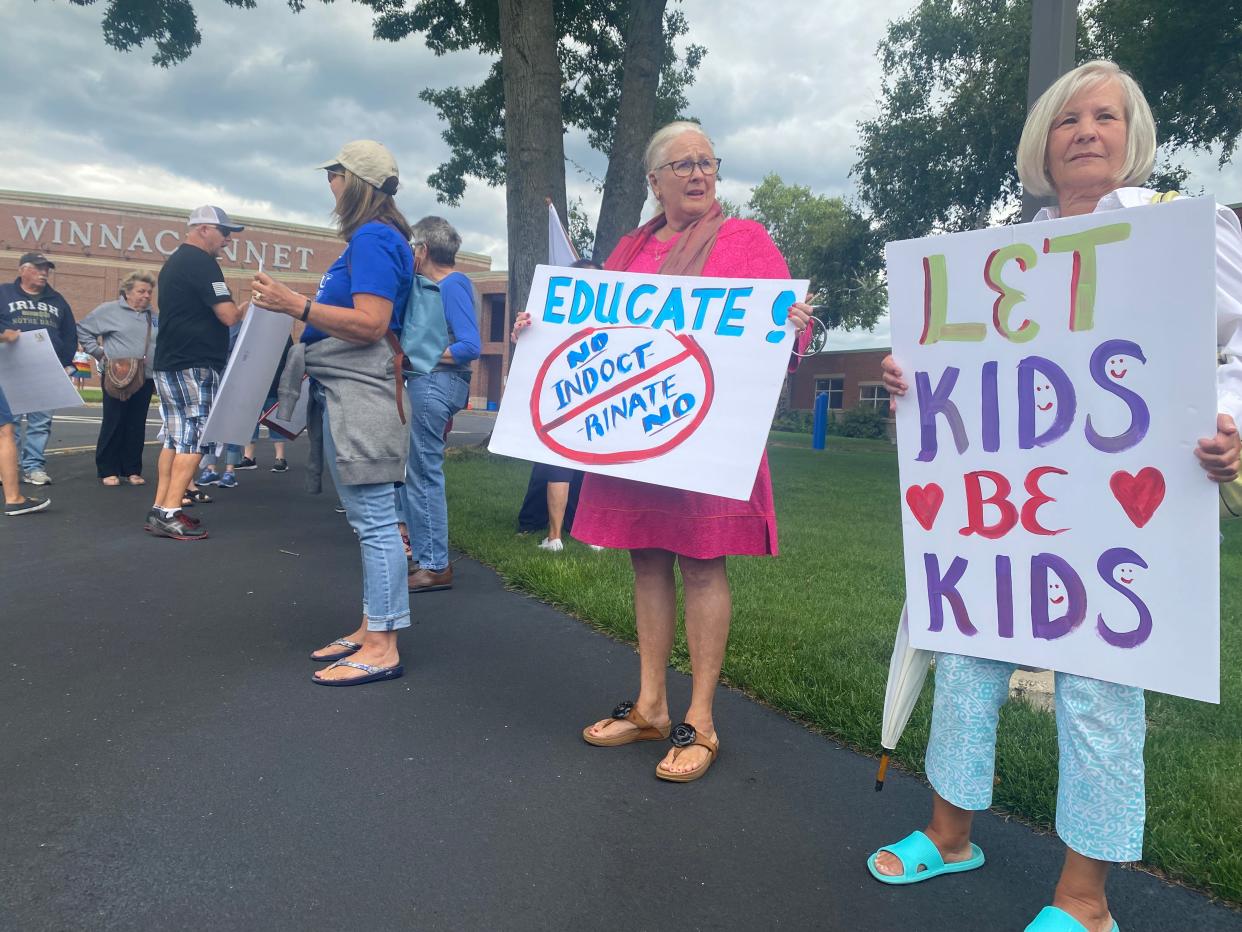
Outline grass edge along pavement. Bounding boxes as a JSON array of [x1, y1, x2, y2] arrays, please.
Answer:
[[443, 434, 1242, 905]]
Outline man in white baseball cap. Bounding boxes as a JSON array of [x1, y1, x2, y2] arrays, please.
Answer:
[[317, 141, 400, 195]]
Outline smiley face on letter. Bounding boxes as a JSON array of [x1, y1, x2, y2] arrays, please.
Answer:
[[1108, 356, 1128, 380], [1035, 382, 1054, 412], [1049, 581, 1065, 606]]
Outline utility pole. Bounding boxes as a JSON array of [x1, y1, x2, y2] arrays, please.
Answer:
[[1021, 0, 1079, 221]]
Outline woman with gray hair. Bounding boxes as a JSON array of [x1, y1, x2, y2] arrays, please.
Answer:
[[872, 60, 1242, 932], [77, 270, 159, 486], [402, 215, 481, 593]]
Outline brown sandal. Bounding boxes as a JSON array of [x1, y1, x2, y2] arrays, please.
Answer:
[[655, 724, 719, 783], [582, 701, 671, 747]]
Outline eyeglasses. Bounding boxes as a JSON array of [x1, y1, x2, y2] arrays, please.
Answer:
[[656, 157, 722, 178]]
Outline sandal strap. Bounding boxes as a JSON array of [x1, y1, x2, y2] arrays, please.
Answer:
[[623, 707, 653, 731], [331, 639, 362, 650], [329, 659, 383, 674]]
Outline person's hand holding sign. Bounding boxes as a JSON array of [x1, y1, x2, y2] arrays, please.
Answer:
[[0, 329, 19, 344], [880, 355, 907, 414], [1195, 413, 1240, 482], [511, 310, 532, 343]]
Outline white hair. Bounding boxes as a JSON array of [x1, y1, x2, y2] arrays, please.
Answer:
[[1016, 59, 1156, 199], [643, 120, 713, 174]]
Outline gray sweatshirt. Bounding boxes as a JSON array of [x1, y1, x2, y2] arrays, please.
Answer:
[[77, 298, 158, 367], [300, 336, 408, 488]]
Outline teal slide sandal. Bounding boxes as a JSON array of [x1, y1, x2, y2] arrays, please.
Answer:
[[866, 830, 985, 885], [1025, 906, 1119, 932]]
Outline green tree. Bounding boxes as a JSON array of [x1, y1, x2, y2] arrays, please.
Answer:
[[854, 0, 1233, 241], [69, 0, 703, 312], [744, 174, 885, 331]]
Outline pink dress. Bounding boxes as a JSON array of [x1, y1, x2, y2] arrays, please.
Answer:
[[571, 218, 795, 559]]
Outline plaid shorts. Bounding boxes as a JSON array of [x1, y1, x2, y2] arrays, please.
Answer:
[[154, 367, 220, 453]]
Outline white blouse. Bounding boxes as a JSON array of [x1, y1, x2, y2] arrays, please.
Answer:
[[1034, 187, 1242, 428]]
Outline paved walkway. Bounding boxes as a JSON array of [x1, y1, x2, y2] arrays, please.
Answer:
[[3, 445, 1239, 931]]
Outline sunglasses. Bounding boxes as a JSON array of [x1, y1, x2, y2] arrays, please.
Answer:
[[215, 225, 234, 238], [325, 166, 346, 181]]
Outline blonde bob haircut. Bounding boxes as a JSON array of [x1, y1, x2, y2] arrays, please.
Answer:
[[644, 120, 714, 213], [119, 270, 156, 299], [1016, 59, 1156, 199]]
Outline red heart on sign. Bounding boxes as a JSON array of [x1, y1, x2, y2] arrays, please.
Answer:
[[906, 483, 944, 531], [1109, 467, 1165, 528]]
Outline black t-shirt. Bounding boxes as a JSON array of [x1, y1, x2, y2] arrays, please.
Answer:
[[153, 243, 233, 372]]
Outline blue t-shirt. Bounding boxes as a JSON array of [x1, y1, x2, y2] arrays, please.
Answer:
[[302, 221, 414, 344], [439, 271, 482, 366]]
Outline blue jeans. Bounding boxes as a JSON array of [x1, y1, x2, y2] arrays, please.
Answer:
[[18, 410, 53, 473], [320, 390, 410, 632], [401, 370, 469, 571]]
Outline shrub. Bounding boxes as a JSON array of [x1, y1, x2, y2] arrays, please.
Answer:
[[836, 406, 889, 439]]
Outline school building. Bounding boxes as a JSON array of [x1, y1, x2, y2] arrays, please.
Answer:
[[0, 190, 513, 410], [787, 346, 892, 416]]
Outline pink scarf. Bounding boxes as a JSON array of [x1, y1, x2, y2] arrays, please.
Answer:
[[605, 200, 725, 275]]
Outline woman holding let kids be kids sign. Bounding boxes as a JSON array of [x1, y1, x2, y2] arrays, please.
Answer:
[[514, 121, 814, 783], [874, 61, 1242, 932]]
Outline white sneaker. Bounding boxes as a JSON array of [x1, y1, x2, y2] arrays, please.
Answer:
[[23, 468, 51, 485], [589, 545, 604, 552], [538, 537, 564, 552]]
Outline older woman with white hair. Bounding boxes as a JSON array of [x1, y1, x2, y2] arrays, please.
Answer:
[[517, 121, 813, 782], [77, 270, 159, 486], [870, 60, 1242, 932]]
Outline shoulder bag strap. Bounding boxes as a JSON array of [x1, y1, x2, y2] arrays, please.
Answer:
[[384, 331, 407, 425]]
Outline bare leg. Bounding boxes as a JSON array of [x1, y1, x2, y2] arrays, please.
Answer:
[[243, 442, 256, 460], [157, 452, 203, 511], [1051, 850, 1112, 932], [585, 548, 675, 739], [274, 441, 286, 459], [873, 792, 977, 875], [657, 555, 729, 774], [0, 424, 23, 505], [545, 481, 569, 541], [152, 447, 175, 508]]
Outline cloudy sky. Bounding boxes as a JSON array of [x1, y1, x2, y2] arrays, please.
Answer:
[[4, 0, 1241, 349]]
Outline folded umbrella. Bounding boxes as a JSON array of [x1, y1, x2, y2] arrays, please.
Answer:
[[876, 604, 934, 791]]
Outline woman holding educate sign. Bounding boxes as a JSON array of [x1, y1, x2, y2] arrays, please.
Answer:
[[873, 61, 1242, 932], [250, 140, 416, 687], [515, 121, 813, 782]]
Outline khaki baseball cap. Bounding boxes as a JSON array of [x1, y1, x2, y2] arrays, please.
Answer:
[[318, 140, 400, 195]]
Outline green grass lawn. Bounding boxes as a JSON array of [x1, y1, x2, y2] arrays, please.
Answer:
[[444, 438, 1242, 902]]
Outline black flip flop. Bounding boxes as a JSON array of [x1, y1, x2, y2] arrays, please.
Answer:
[[309, 639, 362, 662], [311, 660, 404, 686]]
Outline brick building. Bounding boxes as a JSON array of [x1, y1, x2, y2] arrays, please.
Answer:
[[0, 190, 512, 410], [788, 346, 891, 415]]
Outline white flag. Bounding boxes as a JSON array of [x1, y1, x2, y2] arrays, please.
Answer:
[[547, 201, 579, 266]]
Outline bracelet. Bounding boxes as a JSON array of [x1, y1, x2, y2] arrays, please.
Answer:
[[300, 298, 312, 322]]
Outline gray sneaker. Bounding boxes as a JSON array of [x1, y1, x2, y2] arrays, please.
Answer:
[[23, 468, 51, 485], [144, 509, 208, 540], [5, 496, 49, 516]]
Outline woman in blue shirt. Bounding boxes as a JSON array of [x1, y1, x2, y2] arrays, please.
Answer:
[[251, 140, 415, 686], [403, 216, 482, 593]]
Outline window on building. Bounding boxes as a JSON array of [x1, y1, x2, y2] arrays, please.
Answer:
[[486, 294, 507, 343], [858, 383, 890, 411], [814, 377, 844, 410]]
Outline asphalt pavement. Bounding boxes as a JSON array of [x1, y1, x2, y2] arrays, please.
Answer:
[[3, 431, 1240, 931]]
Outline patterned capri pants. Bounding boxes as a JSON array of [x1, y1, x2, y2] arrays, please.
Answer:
[[924, 652, 1146, 862]]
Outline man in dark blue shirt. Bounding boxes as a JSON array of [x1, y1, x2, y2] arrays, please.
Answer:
[[0, 252, 77, 487]]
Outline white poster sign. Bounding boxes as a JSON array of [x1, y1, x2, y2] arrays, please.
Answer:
[[201, 304, 292, 445], [489, 264, 809, 499], [0, 330, 85, 414], [887, 197, 1220, 702]]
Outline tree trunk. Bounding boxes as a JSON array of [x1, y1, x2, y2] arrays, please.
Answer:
[[498, 0, 568, 318], [592, 0, 667, 263]]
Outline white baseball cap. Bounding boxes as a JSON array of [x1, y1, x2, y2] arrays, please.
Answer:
[[187, 205, 245, 231], [318, 140, 400, 195]]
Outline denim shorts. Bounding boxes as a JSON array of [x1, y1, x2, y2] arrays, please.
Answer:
[[155, 367, 220, 453]]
